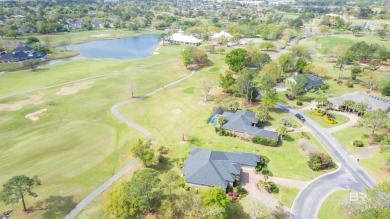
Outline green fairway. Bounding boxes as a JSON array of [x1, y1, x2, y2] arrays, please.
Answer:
[[316, 34, 390, 52], [318, 190, 349, 219], [303, 111, 350, 128], [0, 44, 189, 218]]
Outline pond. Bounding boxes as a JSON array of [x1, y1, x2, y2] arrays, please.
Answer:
[[63, 34, 160, 59]]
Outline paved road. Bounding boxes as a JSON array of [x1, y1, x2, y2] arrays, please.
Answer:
[[64, 38, 299, 218], [0, 59, 178, 100], [275, 103, 376, 219], [65, 67, 197, 219]]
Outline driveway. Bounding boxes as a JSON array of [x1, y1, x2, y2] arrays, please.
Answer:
[[276, 102, 376, 219]]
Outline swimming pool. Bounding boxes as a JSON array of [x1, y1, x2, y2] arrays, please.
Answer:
[[209, 115, 219, 126]]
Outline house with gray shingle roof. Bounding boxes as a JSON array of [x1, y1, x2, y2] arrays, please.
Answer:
[[182, 147, 260, 188], [209, 109, 279, 141], [328, 92, 390, 112], [286, 74, 324, 91]]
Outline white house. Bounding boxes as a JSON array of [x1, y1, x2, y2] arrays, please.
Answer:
[[168, 30, 202, 46]]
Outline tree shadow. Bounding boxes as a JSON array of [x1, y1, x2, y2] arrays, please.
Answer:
[[153, 157, 175, 173], [282, 134, 295, 143], [227, 201, 250, 219], [188, 136, 203, 146], [34, 195, 77, 218]]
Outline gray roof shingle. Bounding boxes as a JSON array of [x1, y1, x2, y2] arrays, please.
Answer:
[[182, 147, 260, 188]]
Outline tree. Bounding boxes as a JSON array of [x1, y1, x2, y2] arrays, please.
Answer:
[[248, 52, 271, 69], [192, 48, 208, 66], [200, 78, 216, 101], [235, 70, 258, 105], [126, 168, 160, 215], [276, 126, 287, 139], [277, 53, 295, 73], [260, 62, 282, 83], [105, 182, 133, 217], [226, 101, 240, 111], [23, 59, 41, 72], [376, 29, 386, 40], [290, 44, 310, 60], [219, 71, 236, 92], [42, 36, 52, 48], [361, 109, 389, 140], [256, 104, 269, 123], [217, 115, 227, 127], [350, 182, 390, 218], [5, 30, 22, 39], [32, 43, 49, 53], [26, 36, 40, 44], [162, 171, 180, 202], [0, 175, 41, 212], [260, 41, 276, 51], [259, 76, 278, 109], [225, 48, 248, 72], [288, 75, 308, 98], [129, 82, 137, 98], [350, 65, 363, 80], [181, 47, 192, 67], [130, 139, 157, 167], [295, 57, 308, 73], [201, 187, 228, 219], [315, 94, 330, 108]]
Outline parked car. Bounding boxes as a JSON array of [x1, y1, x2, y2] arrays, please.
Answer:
[[295, 113, 305, 122]]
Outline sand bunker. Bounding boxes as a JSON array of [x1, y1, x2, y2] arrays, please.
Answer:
[[153, 52, 159, 55], [0, 93, 45, 111], [56, 81, 94, 95], [25, 109, 47, 121], [91, 34, 110, 37]]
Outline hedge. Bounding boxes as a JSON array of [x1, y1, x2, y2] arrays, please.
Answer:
[[252, 136, 278, 146]]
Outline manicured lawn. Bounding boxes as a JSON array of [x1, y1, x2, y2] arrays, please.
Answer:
[[360, 151, 390, 183], [271, 185, 299, 208], [332, 127, 390, 182], [119, 54, 334, 181], [318, 190, 349, 219], [0, 45, 189, 218], [332, 127, 371, 153], [303, 111, 350, 128], [316, 34, 390, 52]]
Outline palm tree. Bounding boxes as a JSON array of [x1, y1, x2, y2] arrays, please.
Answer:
[[342, 100, 355, 112], [355, 102, 368, 116], [217, 115, 227, 127]]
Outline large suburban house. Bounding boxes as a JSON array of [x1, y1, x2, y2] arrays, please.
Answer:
[[168, 30, 202, 46], [182, 147, 260, 188], [0, 42, 45, 63], [209, 109, 279, 142], [329, 92, 390, 112], [285, 74, 324, 91]]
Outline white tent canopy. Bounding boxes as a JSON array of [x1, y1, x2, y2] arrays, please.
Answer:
[[169, 30, 202, 45], [211, 30, 233, 40]]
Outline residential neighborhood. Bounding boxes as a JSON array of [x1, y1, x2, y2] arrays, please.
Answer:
[[0, 0, 389, 219]]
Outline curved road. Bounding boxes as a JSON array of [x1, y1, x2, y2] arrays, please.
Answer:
[[275, 103, 376, 219], [65, 67, 197, 219], [65, 38, 299, 218]]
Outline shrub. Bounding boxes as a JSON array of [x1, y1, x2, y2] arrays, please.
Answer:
[[353, 140, 364, 147], [184, 185, 190, 191], [179, 177, 186, 188], [268, 182, 279, 193], [320, 84, 330, 90], [299, 132, 311, 140], [347, 81, 354, 88], [323, 114, 337, 124], [373, 134, 384, 144], [236, 186, 248, 197], [382, 85, 390, 96], [312, 109, 323, 116], [296, 100, 303, 106], [261, 168, 273, 176], [308, 153, 333, 170], [252, 136, 278, 146], [279, 118, 292, 127]]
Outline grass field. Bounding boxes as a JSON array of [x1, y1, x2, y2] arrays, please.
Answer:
[[118, 53, 334, 181], [303, 111, 350, 128], [271, 185, 300, 208], [0, 44, 189, 218], [332, 127, 390, 182], [318, 190, 349, 219]]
